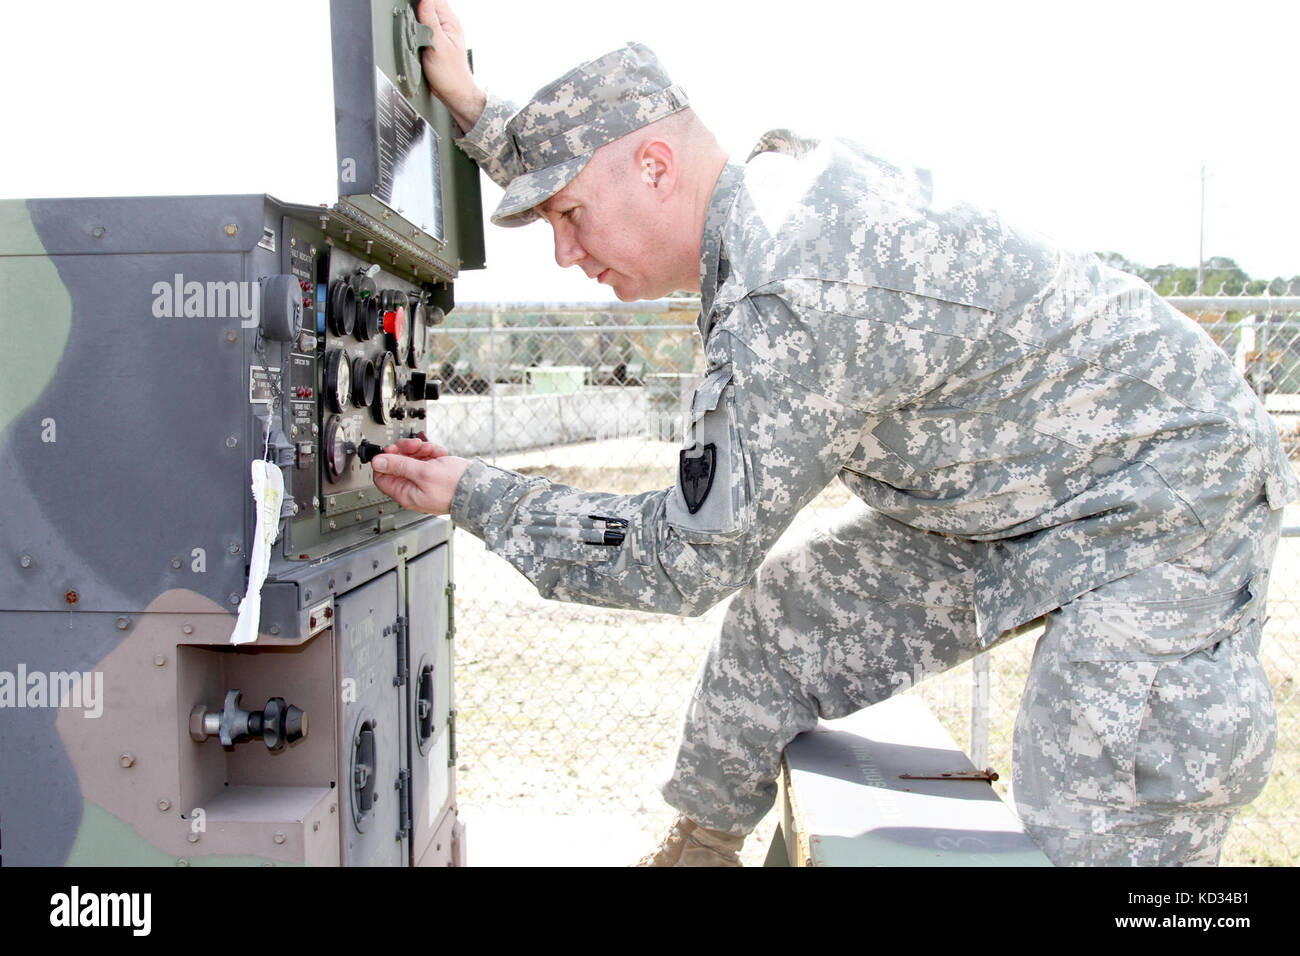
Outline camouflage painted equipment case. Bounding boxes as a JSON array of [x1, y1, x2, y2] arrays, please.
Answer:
[[0, 0, 485, 866]]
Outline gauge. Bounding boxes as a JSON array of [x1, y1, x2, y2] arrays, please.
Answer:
[[373, 352, 398, 424], [324, 349, 351, 413], [408, 299, 427, 369], [354, 276, 379, 341], [327, 279, 355, 337], [350, 356, 376, 408], [324, 415, 356, 482]]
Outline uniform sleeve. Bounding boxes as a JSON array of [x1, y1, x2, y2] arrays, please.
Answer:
[[451, 90, 523, 190], [448, 280, 983, 616]]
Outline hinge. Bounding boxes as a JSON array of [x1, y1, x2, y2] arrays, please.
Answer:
[[395, 768, 411, 841], [447, 709, 457, 767], [394, 615, 408, 687], [445, 581, 455, 640]]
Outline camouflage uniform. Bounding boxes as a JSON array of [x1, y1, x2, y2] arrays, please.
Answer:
[[448, 69, 1297, 864]]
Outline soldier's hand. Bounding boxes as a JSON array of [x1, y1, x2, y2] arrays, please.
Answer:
[[371, 439, 469, 515], [416, 0, 485, 133]]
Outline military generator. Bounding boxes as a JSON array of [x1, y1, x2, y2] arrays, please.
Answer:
[[0, 0, 483, 866]]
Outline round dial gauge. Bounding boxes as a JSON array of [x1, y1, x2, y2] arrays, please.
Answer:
[[372, 352, 398, 424], [408, 300, 427, 369], [327, 280, 356, 337], [350, 356, 376, 408], [324, 415, 356, 482], [355, 277, 380, 341], [324, 349, 351, 412]]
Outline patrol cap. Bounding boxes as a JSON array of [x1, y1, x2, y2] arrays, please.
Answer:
[[491, 42, 689, 227]]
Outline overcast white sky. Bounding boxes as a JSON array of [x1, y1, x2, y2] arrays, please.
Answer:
[[2, 0, 1296, 302]]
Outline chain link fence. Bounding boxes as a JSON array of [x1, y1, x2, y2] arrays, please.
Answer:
[[430, 289, 1300, 866]]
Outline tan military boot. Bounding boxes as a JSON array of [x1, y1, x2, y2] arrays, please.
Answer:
[[635, 815, 745, 867]]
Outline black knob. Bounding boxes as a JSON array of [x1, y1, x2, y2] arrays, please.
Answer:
[[356, 440, 384, 464]]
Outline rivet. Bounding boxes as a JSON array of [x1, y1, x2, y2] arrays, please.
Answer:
[[19, 554, 32, 568], [120, 753, 135, 768], [273, 832, 286, 845], [182, 624, 194, 635], [229, 593, 241, 606], [64, 590, 79, 605], [91, 225, 105, 239], [158, 799, 172, 812], [226, 435, 238, 448], [153, 654, 167, 667], [171, 557, 183, 569], [269, 624, 280, 635], [225, 331, 238, 343], [224, 223, 238, 237], [116, 617, 130, 630], [228, 542, 241, 555], [177, 859, 190, 867], [187, 833, 200, 844]]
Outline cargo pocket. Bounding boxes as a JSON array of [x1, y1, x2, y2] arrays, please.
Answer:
[[666, 364, 751, 540], [1036, 577, 1268, 815]]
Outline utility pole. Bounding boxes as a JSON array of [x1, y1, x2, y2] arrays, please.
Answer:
[[1197, 162, 1206, 294]]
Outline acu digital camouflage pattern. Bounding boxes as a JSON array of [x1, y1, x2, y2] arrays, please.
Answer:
[[469, 43, 689, 227], [447, 78, 1297, 864]]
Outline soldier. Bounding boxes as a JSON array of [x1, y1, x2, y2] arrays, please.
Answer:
[[372, 0, 1297, 865]]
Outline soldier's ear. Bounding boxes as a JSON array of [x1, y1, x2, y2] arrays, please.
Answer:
[[636, 139, 674, 197]]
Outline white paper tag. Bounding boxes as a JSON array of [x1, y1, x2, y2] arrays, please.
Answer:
[[230, 460, 284, 645]]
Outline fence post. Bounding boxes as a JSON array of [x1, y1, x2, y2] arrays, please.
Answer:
[[971, 653, 990, 769], [489, 308, 499, 464]]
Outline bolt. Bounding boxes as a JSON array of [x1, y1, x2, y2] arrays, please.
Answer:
[[182, 624, 194, 635], [225, 331, 238, 343], [269, 624, 280, 635], [91, 225, 105, 239], [229, 593, 241, 606], [120, 753, 135, 769], [224, 223, 238, 237], [290, 236, 296, 247], [171, 557, 182, 569], [177, 859, 190, 867], [153, 654, 166, 667], [273, 832, 286, 845], [330, 804, 336, 814], [19, 554, 32, 568], [158, 799, 171, 812], [310, 245, 317, 257], [116, 617, 129, 630], [187, 833, 200, 844], [228, 542, 241, 555], [64, 590, 79, 605], [226, 435, 238, 448], [313, 821, 320, 832], [292, 502, 300, 516]]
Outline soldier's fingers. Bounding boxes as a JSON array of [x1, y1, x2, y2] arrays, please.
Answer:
[[371, 453, 426, 481]]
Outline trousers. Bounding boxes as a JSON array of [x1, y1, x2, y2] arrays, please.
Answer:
[[662, 491, 1280, 866]]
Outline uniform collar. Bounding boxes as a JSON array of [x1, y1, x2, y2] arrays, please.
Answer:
[[697, 161, 745, 328]]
